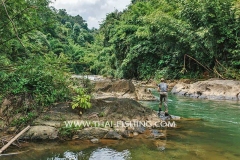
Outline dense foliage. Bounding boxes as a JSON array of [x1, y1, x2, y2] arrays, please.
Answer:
[[87, 0, 240, 80], [0, 0, 239, 112], [0, 0, 94, 111]]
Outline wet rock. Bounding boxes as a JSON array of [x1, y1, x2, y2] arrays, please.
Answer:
[[77, 128, 108, 139], [134, 125, 145, 134], [121, 130, 133, 138], [148, 129, 165, 139], [90, 138, 99, 143], [104, 130, 123, 140], [21, 126, 59, 140], [170, 115, 181, 120]]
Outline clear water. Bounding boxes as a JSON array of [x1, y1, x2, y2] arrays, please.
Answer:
[[1, 92, 240, 160]]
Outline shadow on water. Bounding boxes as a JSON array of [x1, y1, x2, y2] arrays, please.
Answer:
[[1, 92, 240, 160]]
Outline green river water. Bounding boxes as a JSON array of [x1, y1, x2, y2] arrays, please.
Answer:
[[1, 92, 240, 160]]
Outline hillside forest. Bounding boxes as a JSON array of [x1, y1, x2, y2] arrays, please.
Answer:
[[0, 0, 239, 117]]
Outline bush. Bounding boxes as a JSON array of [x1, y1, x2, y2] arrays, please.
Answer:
[[71, 88, 91, 110], [1, 53, 72, 107]]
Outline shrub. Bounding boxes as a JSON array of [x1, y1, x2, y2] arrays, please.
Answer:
[[71, 88, 91, 110]]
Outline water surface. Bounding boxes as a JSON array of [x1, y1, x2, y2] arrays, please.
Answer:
[[1, 93, 240, 160]]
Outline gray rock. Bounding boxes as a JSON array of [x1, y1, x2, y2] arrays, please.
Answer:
[[171, 80, 240, 101], [121, 130, 133, 138], [134, 125, 145, 134], [77, 128, 108, 139], [104, 130, 123, 140], [21, 126, 58, 140], [133, 132, 139, 136], [149, 129, 165, 139], [170, 115, 180, 120], [33, 120, 61, 128], [90, 138, 99, 143]]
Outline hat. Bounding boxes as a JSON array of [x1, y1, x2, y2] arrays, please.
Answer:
[[161, 78, 164, 81]]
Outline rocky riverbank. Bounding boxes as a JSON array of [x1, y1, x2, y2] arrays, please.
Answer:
[[0, 76, 179, 146], [92, 78, 157, 101], [19, 98, 176, 141], [2, 76, 238, 147], [171, 79, 240, 101]]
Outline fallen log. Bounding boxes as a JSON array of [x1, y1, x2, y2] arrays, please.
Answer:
[[0, 125, 30, 154]]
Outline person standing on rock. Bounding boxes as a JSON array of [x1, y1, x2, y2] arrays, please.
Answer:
[[158, 78, 169, 116]]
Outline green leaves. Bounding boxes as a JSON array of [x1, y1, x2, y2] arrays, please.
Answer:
[[89, 0, 240, 80], [71, 88, 91, 110]]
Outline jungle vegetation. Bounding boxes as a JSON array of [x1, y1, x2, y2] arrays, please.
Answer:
[[0, 0, 239, 110]]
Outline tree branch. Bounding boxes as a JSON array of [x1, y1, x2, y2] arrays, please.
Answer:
[[1, 0, 25, 48], [0, 21, 55, 46], [184, 54, 214, 73], [0, 125, 30, 154], [0, 5, 36, 31]]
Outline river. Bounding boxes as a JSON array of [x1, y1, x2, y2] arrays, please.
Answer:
[[1, 92, 240, 160]]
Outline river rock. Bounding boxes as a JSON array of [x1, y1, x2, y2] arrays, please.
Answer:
[[171, 115, 181, 120], [134, 86, 156, 101], [93, 79, 156, 101], [134, 125, 146, 134], [21, 126, 58, 140], [121, 130, 130, 138], [148, 129, 165, 139], [90, 138, 99, 143], [85, 98, 154, 121], [77, 128, 108, 139], [133, 132, 139, 136], [104, 130, 123, 140], [171, 79, 240, 101]]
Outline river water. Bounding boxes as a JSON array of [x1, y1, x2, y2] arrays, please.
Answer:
[[1, 92, 240, 160]]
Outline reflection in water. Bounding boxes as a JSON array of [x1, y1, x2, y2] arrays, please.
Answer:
[[155, 128, 167, 152], [89, 148, 130, 160], [46, 148, 130, 160], [2, 93, 240, 160]]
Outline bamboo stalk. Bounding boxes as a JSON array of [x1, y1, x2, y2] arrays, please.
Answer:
[[0, 125, 30, 154], [215, 59, 227, 71]]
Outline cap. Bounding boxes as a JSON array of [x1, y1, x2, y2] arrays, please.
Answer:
[[161, 78, 164, 81]]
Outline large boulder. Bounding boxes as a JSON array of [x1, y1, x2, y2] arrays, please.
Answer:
[[93, 79, 156, 101], [171, 79, 240, 100], [95, 79, 135, 93], [85, 98, 154, 121], [93, 79, 136, 99], [104, 130, 123, 140], [21, 126, 59, 140], [76, 128, 109, 139]]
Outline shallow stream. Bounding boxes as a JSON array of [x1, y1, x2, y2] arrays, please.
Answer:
[[2, 92, 240, 160]]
